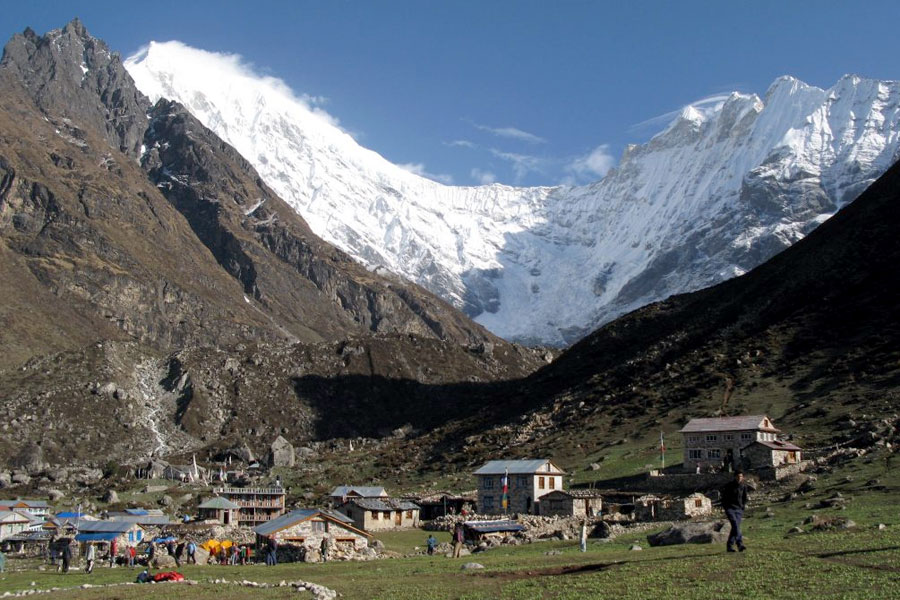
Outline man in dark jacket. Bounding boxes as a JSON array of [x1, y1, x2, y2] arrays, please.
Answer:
[[721, 470, 749, 552]]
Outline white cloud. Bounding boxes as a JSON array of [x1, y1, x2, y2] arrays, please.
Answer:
[[398, 162, 454, 185], [470, 168, 496, 185], [489, 149, 546, 182], [447, 139, 477, 149], [566, 144, 616, 180], [471, 121, 546, 144], [629, 93, 734, 135]]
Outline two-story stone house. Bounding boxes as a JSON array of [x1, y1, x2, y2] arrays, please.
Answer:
[[680, 415, 786, 471], [474, 459, 565, 514]]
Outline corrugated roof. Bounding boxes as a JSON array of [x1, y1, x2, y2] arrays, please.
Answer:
[[253, 509, 365, 537], [77, 521, 137, 533], [75, 532, 119, 542], [464, 520, 526, 533], [329, 486, 387, 498], [473, 459, 564, 475], [0, 510, 31, 522], [107, 515, 170, 526], [55, 512, 90, 519], [752, 440, 802, 451], [347, 498, 420, 511], [197, 497, 241, 510], [0, 500, 49, 509], [679, 416, 780, 433]]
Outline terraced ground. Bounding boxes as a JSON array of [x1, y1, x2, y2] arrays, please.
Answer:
[[2, 450, 898, 600]]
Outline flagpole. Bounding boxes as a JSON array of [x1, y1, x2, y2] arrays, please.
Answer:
[[660, 431, 665, 470]]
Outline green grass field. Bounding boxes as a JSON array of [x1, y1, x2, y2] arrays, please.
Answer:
[[2, 450, 897, 599]]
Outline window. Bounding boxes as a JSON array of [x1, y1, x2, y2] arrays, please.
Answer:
[[741, 433, 752, 441], [517, 476, 528, 487], [695, 498, 703, 507], [371, 511, 379, 520], [137, 531, 143, 541], [311, 521, 325, 532], [405, 510, 413, 518], [724, 434, 734, 441], [128, 532, 134, 542], [688, 449, 703, 459], [538, 477, 545, 490], [483, 477, 494, 489], [688, 435, 700, 444], [706, 434, 717, 442], [549, 477, 556, 490], [707, 449, 721, 459], [484, 496, 494, 510]]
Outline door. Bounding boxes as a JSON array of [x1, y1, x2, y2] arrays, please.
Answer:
[[394, 511, 402, 526]]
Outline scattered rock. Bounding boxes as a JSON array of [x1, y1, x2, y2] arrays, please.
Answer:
[[629, 544, 642, 551], [462, 562, 484, 570], [877, 523, 888, 530], [787, 526, 804, 534], [647, 521, 729, 547], [159, 494, 173, 507]]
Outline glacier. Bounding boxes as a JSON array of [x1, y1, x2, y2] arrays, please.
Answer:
[[125, 42, 900, 346]]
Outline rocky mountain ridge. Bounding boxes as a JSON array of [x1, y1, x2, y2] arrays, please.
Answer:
[[127, 43, 900, 344]]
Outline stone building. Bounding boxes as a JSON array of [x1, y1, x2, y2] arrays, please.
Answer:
[[328, 486, 388, 507], [75, 520, 145, 548], [338, 498, 421, 531], [537, 490, 603, 518], [474, 459, 566, 515], [634, 493, 713, 521], [680, 415, 782, 471], [742, 440, 802, 469], [0, 500, 49, 517], [253, 509, 370, 562], [197, 496, 241, 525], [0, 511, 32, 541], [214, 485, 286, 526]]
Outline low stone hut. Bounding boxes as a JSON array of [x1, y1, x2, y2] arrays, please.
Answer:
[[743, 440, 802, 469], [253, 509, 370, 562], [634, 493, 713, 521], [338, 498, 421, 531], [538, 490, 603, 518]]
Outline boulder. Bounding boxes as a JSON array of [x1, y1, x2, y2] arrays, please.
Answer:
[[48, 489, 65, 502], [159, 494, 173, 506], [647, 521, 729, 547], [152, 554, 177, 569], [11, 471, 32, 485], [629, 544, 642, 551], [103, 489, 119, 504], [297, 447, 316, 459], [0, 471, 12, 488], [268, 436, 295, 468]]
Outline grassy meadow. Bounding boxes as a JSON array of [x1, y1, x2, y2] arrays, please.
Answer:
[[2, 448, 898, 600]]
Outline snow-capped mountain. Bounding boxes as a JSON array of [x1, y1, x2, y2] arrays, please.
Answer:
[[125, 42, 900, 345]]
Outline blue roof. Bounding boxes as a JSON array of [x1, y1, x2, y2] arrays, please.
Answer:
[[55, 512, 89, 519], [75, 532, 119, 542], [125, 509, 149, 516]]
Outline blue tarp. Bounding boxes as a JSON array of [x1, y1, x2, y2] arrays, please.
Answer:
[[74, 532, 118, 542], [152, 536, 176, 543]]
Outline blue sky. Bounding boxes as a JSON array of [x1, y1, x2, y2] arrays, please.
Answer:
[[6, 1, 900, 187]]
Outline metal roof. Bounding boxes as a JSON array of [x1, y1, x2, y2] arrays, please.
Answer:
[[463, 520, 526, 533], [679, 415, 780, 433], [253, 509, 365, 537], [77, 521, 138, 533], [107, 515, 171, 526], [0, 500, 49, 509], [197, 497, 241, 510], [55, 512, 90, 519], [75, 532, 119, 542], [329, 486, 387, 498], [473, 459, 564, 475], [0, 510, 31, 522], [346, 498, 420, 511]]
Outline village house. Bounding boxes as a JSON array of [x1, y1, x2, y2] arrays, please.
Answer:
[[474, 459, 566, 514], [537, 490, 603, 518], [214, 485, 286, 526], [328, 486, 388, 507], [0, 510, 32, 541], [338, 498, 421, 531], [463, 520, 526, 542], [197, 496, 242, 525], [634, 493, 713, 521], [403, 492, 475, 520], [107, 508, 171, 528], [742, 439, 802, 469], [253, 509, 370, 562], [75, 519, 145, 547], [680, 415, 785, 472], [0, 499, 49, 517]]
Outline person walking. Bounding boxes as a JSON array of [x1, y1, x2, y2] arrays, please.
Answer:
[[266, 535, 278, 566], [109, 538, 118, 568], [85, 543, 96, 574], [426, 534, 437, 556], [320, 536, 330, 563], [721, 470, 749, 552], [452, 524, 464, 558], [186, 540, 196, 565], [579, 519, 588, 553], [128, 545, 136, 568], [61, 541, 72, 573], [174, 541, 184, 567]]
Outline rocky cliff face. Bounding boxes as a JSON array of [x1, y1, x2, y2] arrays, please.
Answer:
[[126, 42, 900, 345], [0, 20, 511, 372], [0, 21, 547, 471]]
